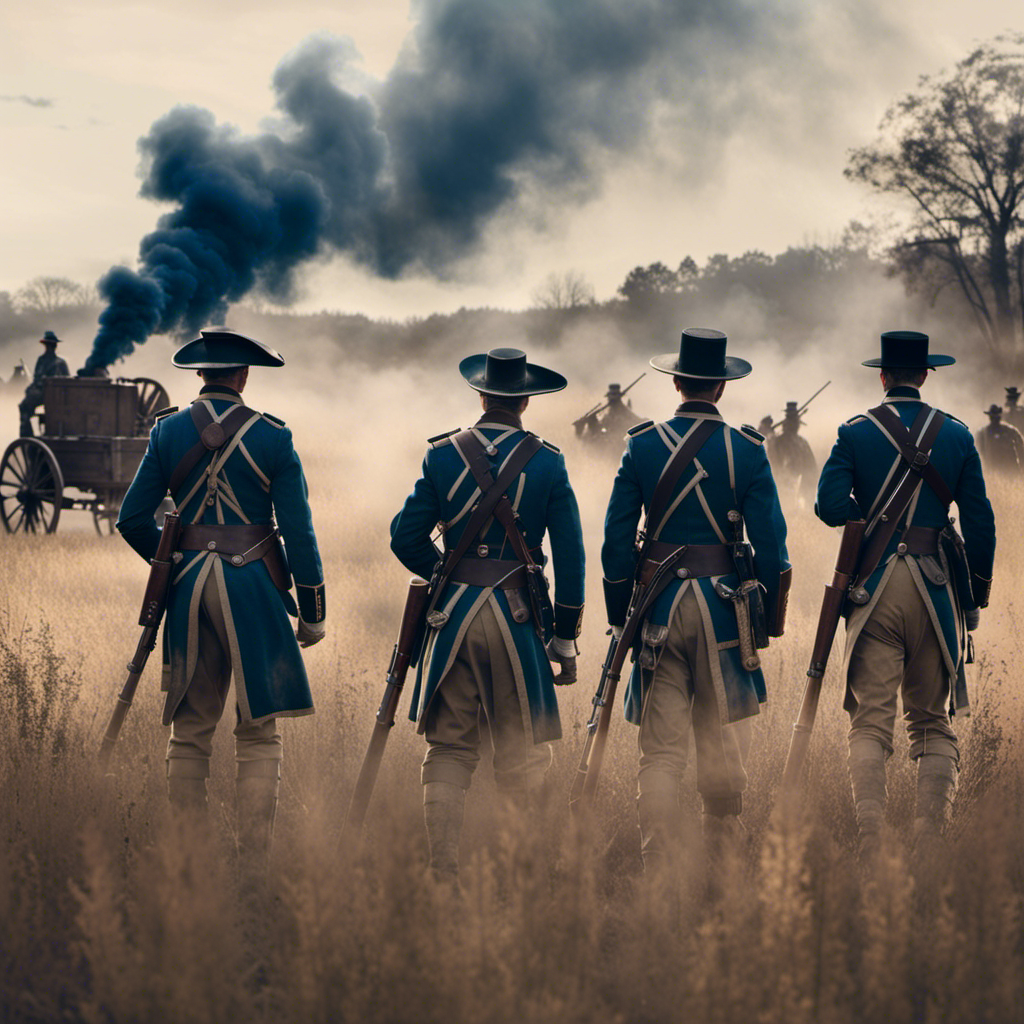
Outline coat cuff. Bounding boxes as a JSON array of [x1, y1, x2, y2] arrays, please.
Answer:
[[297, 582, 326, 623], [554, 602, 584, 641], [970, 572, 992, 610], [603, 577, 632, 628]]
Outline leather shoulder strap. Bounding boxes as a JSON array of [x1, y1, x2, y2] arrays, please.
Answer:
[[642, 418, 721, 550], [869, 404, 954, 507], [167, 402, 260, 497]]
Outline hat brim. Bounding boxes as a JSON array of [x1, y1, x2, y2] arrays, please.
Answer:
[[172, 331, 285, 369], [649, 353, 752, 380], [459, 354, 567, 396], [862, 355, 956, 368]]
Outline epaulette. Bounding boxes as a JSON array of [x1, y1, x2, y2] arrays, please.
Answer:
[[737, 424, 765, 445], [153, 406, 178, 420], [843, 414, 868, 426], [428, 427, 460, 448], [627, 420, 655, 437], [541, 438, 561, 453], [947, 413, 968, 428], [262, 412, 286, 428]]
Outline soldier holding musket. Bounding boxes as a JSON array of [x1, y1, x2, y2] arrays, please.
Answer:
[[601, 328, 790, 874], [390, 348, 585, 884], [816, 331, 995, 867], [116, 329, 326, 883]]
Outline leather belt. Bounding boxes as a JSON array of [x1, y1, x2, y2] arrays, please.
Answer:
[[178, 523, 290, 590], [639, 542, 734, 586], [898, 526, 940, 556], [447, 558, 528, 589]]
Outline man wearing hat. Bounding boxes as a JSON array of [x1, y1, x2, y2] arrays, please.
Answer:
[[390, 347, 585, 883], [1004, 386, 1024, 433], [766, 401, 818, 506], [976, 403, 1024, 473], [19, 330, 69, 436], [602, 328, 790, 875], [816, 331, 995, 868], [116, 328, 326, 882]]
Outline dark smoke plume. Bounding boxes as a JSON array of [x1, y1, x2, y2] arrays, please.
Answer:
[[86, 0, 792, 370]]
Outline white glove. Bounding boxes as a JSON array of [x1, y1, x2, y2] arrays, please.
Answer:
[[297, 618, 326, 648], [611, 625, 624, 641], [545, 637, 577, 685]]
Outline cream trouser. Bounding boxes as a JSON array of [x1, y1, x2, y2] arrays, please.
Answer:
[[421, 600, 550, 792], [638, 586, 751, 804], [846, 557, 958, 761], [165, 569, 282, 778]]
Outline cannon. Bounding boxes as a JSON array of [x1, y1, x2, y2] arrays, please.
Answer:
[[0, 375, 170, 535]]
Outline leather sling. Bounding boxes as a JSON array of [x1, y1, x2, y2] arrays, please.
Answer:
[[167, 402, 261, 497], [423, 433, 544, 618], [852, 404, 949, 591]]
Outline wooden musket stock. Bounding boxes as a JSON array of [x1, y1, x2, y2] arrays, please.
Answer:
[[98, 510, 182, 768], [343, 577, 431, 835], [779, 519, 866, 802]]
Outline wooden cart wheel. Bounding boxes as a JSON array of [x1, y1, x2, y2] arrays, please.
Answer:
[[92, 490, 124, 536], [0, 438, 64, 534], [126, 377, 171, 433]]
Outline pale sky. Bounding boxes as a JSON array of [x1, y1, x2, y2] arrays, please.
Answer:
[[1, 0, 1020, 320]]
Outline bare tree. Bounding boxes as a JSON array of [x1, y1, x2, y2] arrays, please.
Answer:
[[532, 269, 595, 310], [846, 35, 1024, 370], [14, 276, 88, 315]]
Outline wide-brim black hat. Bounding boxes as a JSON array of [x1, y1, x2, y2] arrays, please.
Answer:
[[650, 328, 751, 380], [40, 331, 61, 344], [172, 328, 285, 369], [985, 404, 1003, 416], [862, 330, 955, 368], [459, 348, 567, 396]]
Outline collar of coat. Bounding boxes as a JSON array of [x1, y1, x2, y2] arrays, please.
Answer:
[[883, 386, 921, 402], [674, 400, 722, 419], [474, 408, 523, 430], [197, 384, 244, 404]]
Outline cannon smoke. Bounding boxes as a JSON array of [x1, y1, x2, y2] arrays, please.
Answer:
[[83, 0, 891, 371]]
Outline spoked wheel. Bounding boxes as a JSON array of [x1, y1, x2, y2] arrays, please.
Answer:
[[127, 377, 171, 433], [92, 490, 125, 536], [0, 438, 64, 534]]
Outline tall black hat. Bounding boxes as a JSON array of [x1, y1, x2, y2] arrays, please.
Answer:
[[172, 328, 285, 369], [862, 330, 954, 369], [40, 330, 61, 345], [649, 328, 751, 380], [1006, 386, 1021, 401], [459, 348, 567, 396]]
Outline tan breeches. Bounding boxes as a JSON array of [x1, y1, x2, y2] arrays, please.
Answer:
[[166, 570, 282, 778], [421, 600, 550, 792], [638, 587, 751, 802], [846, 558, 958, 761]]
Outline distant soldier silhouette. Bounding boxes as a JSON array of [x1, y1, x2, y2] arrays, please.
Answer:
[[1004, 386, 1024, 433], [575, 381, 645, 451], [766, 401, 817, 505], [19, 331, 69, 436], [976, 404, 1024, 472]]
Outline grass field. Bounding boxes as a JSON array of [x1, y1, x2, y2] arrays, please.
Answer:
[[1, 380, 1022, 1024]]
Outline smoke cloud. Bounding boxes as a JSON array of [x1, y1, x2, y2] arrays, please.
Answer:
[[84, 0, 890, 370]]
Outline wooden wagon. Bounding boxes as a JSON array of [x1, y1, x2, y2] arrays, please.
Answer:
[[1, 376, 170, 535]]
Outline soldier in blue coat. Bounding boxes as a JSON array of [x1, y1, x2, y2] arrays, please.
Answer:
[[602, 328, 790, 874], [816, 331, 995, 864], [117, 329, 326, 878], [390, 348, 585, 882]]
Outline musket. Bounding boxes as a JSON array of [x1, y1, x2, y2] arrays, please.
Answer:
[[569, 545, 691, 815], [571, 372, 646, 427], [98, 510, 182, 768], [778, 518, 865, 805], [343, 576, 431, 835], [794, 380, 831, 417]]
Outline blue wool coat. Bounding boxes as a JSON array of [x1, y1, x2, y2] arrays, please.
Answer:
[[602, 401, 790, 725], [116, 385, 325, 725], [390, 411, 586, 744], [816, 386, 996, 712]]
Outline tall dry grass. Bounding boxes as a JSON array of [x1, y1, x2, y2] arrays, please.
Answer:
[[1, 399, 1023, 1023]]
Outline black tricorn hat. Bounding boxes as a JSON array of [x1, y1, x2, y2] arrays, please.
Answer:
[[985, 404, 1003, 416], [862, 330, 955, 369], [459, 347, 567, 396], [1006, 386, 1021, 399], [650, 328, 751, 380], [40, 330, 61, 344], [172, 328, 285, 369]]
